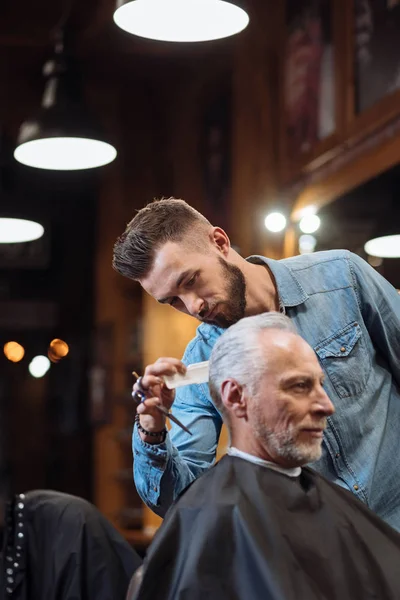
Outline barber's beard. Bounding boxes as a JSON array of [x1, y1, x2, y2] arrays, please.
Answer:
[[253, 416, 324, 467], [208, 258, 247, 329]]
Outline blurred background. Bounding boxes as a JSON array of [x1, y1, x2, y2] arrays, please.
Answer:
[[1, 0, 400, 552]]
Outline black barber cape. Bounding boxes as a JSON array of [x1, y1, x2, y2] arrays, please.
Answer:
[[0, 490, 141, 600], [133, 455, 400, 600]]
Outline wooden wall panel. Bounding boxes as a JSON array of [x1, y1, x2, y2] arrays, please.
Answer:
[[231, 0, 285, 259]]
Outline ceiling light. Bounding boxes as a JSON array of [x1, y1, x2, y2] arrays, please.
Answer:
[[15, 138, 116, 171], [299, 214, 321, 234], [0, 136, 45, 242], [29, 355, 51, 378], [0, 218, 44, 243], [264, 212, 287, 233], [113, 0, 249, 42], [14, 38, 117, 171], [364, 235, 400, 258]]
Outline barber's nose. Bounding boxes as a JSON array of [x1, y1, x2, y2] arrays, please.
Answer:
[[185, 295, 205, 318]]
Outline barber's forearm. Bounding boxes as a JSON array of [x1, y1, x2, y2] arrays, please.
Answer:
[[133, 429, 196, 517]]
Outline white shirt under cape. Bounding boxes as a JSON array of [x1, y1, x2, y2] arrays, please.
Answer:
[[227, 447, 301, 478]]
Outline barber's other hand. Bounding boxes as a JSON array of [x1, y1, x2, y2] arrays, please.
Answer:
[[133, 358, 186, 434]]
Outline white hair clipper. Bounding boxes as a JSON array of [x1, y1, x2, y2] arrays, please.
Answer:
[[163, 361, 209, 389]]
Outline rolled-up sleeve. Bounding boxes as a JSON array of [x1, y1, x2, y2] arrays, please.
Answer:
[[132, 333, 223, 517]]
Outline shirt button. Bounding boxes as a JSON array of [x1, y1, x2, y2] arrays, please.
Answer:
[[340, 347, 346, 353], [353, 484, 359, 491], [153, 487, 157, 492], [335, 453, 340, 458]]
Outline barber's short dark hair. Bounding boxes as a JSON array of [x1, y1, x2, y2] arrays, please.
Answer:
[[112, 197, 211, 280]]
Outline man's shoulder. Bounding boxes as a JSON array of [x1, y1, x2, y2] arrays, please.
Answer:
[[182, 323, 225, 363], [279, 249, 358, 294], [280, 249, 352, 271]]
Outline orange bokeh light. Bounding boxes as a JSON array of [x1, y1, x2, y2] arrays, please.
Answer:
[[48, 339, 69, 363], [4, 341, 25, 363]]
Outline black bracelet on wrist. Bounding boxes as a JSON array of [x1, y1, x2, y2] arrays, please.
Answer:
[[135, 415, 167, 442]]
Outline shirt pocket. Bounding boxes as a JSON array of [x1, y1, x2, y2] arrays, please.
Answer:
[[314, 322, 370, 399]]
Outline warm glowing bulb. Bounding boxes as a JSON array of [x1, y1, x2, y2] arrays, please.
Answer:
[[299, 214, 321, 234], [48, 339, 69, 363], [29, 355, 51, 378], [264, 212, 287, 233], [4, 342, 25, 363]]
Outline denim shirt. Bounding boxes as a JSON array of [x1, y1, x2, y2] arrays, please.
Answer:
[[133, 250, 400, 530]]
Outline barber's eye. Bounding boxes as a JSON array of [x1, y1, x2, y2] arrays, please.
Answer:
[[186, 274, 197, 287]]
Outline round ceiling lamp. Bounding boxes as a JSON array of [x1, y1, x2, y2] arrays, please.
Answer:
[[0, 218, 44, 244], [15, 137, 116, 171], [0, 132, 45, 243], [14, 39, 117, 171], [364, 235, 400, 258], [113, 0, 250, 43]]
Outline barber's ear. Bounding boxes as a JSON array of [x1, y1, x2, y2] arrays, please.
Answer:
[[210, 227, 230, 256], [220, 379, 248, 418]]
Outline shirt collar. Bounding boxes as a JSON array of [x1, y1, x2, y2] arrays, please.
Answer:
[[246, 255, 308, 308], [228, 447, 302, 478]]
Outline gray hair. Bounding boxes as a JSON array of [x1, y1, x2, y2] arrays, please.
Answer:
[[209, 312, 297, 417]]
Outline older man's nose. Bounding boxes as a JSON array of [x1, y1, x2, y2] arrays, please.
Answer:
[[314, 387, 335, 416]]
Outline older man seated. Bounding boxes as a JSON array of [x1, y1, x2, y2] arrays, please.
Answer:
[[131, 313, 400, 600]]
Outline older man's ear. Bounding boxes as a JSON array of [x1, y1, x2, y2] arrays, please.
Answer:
[[220, 379, 248, 419]]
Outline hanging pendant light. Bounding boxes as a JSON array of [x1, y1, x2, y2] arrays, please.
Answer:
[[0, 218, 44, 244], [0, 134, 44, 243], [113, 0, 249, 43], [364, 235, 400, 258], [14, 36, 117, 171]]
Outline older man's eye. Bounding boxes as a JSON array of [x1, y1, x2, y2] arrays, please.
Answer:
[[294, 381, 308, 390]]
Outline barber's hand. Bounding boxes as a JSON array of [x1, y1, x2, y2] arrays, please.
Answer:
[[133, 358, 186, 436]]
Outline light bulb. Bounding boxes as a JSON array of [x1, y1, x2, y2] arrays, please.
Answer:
[[299, 234, 317, 254], [29, 355, 51, 378], [4, 342, 25, 363], [264, 212, 287, 233], [299, 214, 321, 234]]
